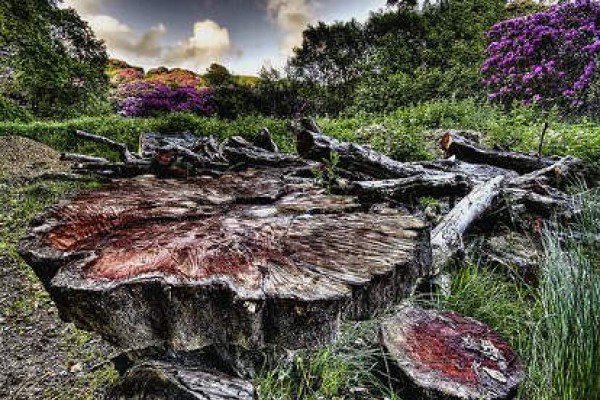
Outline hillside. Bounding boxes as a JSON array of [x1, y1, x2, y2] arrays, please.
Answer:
[[106, 59, 259, 88]]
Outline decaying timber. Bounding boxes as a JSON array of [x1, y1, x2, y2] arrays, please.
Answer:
[[431, 176, 505, 273], [440, 131, 559, 174], [19, 168, 431, 353], [380, 305, 524, 400], [19, 121, 586, 398], [109, 360, 256, 400]]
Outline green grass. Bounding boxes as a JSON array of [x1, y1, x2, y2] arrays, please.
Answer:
[[0, 179, 118, 399], [2, 99, 600, 170], [256, 320, 401, 400]]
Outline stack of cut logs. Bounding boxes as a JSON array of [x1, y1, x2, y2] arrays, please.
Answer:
[[19, 119, 583, 399]]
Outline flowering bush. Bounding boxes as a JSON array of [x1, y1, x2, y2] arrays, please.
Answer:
[[145, 68, 206, 88], [115, 82, 215, 117], [109, 68, 145, 86], [482, 0, 600, 110]]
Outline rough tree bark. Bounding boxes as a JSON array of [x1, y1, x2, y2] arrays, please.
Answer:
[[109, 360, 256, 400], [440, 131, 559, 174], [431, 176, 505, 273]]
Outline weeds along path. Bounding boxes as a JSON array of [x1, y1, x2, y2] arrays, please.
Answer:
[[0, 136, 117, 400]]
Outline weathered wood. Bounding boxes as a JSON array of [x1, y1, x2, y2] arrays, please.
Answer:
[[295, 121, 435, 179], [223, 136, 310, 168], [507, 155, 584, 189], [60, 153, 109, 164], [380, 305, 524, 400], [501, 187, 573, 218], [109, 361, 256, 400], [19, 168, 430, 354], [431, 176, 505, 273], [440, 131, 558, 174], [411, 157, 519, 184], [343, 172, 472, 203], [75, 130, 141, 165], [253, 127, 279, 153], [140, 132, 200, 157]]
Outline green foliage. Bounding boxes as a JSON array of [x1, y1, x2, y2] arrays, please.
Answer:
[[204, 63, 234, 86], [0, 0, 109, 119], [0, 95, 32, 122], [256, 321, 399, 400], [528, 188, 600, 400], [2, 99, 600, 170], [312, 151, 340, 193], [288, 20, 368, 115]]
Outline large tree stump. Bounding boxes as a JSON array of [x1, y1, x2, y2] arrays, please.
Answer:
[[20, 168, 431, 354], [380, 305, 524, 400]]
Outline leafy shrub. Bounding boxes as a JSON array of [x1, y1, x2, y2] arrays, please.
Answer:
[[114, 82, 215, 117], [482, 0, 600, 112], [0, 96, 32, 122]]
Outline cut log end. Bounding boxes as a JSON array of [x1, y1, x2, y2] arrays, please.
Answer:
[[20, 168, 430, 353], [380, 305, 524, 400]]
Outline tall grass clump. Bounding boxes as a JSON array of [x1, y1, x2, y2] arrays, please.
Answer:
[[256, 321, 400, 400], [529, 188, 600, 399]]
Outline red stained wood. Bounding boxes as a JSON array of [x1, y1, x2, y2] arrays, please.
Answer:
[[381, 305, 524, 400]]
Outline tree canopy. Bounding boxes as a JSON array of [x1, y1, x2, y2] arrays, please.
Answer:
[[0, 0, 108, 118]]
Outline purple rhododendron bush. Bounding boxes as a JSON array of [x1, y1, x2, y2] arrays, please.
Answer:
[[482, 0, 600, 111], [115, 82, 216, 117]]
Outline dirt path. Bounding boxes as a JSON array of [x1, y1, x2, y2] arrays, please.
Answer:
[[0, 136, 117, 399]]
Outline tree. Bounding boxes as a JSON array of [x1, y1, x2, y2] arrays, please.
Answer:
[[481, 0, 600, 113], [288, 20, 368, 115], [0, 0, 108, 119], [204, 63, 234, 86]]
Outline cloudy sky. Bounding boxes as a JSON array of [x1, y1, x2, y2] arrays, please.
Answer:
[[62, 0, 386, 75]]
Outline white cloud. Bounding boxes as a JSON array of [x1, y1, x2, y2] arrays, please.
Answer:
[[61, 0, 103, 16], [60, 1, 233, 71], [164, 20, 232, 70], [87, 15, 166, 58], [266, 0, 317, 56]]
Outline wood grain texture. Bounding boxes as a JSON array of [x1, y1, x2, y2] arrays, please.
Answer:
[[20, 168, 430, 352], [380, 305, 524, 400]]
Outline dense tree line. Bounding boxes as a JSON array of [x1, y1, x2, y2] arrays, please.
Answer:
[[0, 0, 108, 119]]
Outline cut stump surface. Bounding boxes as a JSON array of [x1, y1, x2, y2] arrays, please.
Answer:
[[20, 168, 431, 353], [380, 305, 524, 400]]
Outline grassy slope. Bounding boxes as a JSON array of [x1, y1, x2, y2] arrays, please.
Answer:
[[1, 99, 599, 170]]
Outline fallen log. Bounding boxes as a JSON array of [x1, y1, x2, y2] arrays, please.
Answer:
[[109, 360, 256, 400], [295, 120, 435, 179], [75, 130, 142, 165], [140, 131, 200, 157], [440, 131, 558, 174], [411, 158, 519, 184], [431, 176, 505, 274], [19, 168, 431, 354], [60, 153, 109, 164], [380, 305, 524, 400], [223, 136, 310, 168], [507, 155, 585, 189], [343, 172, 472, 203]]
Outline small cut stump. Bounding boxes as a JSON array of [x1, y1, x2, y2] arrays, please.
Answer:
[[380, 305, 524, 400], [20, 167, 431, 353]]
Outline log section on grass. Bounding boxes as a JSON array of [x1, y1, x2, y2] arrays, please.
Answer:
[[19, 168, 431, 353], [380, 305, 524, 400]]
